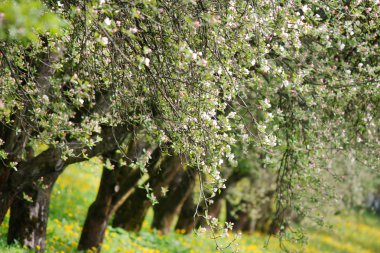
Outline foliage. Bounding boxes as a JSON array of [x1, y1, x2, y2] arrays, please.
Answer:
[[0, 0, 64, 43]]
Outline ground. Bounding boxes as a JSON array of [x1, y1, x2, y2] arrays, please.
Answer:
[[1, 159, 379, 253]]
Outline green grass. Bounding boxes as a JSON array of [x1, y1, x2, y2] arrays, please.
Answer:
[[1, 160, 380, 252]]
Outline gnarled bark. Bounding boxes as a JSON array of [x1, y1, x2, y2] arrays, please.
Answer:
[[7, 171, 60, 252]]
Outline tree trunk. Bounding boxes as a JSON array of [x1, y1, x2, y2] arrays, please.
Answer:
[[207, 198, 224, 221], [0, 118, 32, 224], [78, 168, 115, 252], [109, 147, 162, 214], [0, 41, 64, 226], [151, 168, 196, 234], [0, 125, 129, 226], [78, 145, 161, 251], [0, 125, 130, 253], [112, 155, 183, 231], [0, 188, 17, 225], [0, 148, 65, 225], [7, 171, 60, 252], [112, 188, 150, 232], [175, 191, 197, 234], [0, 164, 11, 191]]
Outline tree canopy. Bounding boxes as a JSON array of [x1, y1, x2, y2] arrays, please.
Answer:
[[0, 0, 379, 252]]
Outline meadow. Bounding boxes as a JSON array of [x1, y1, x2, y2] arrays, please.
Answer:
[[1, 159, 379, 253]]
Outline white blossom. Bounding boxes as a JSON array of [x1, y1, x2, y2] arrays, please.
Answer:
[[101, 37, 109, 45], [144, 57, 150, 67], [104, 17, 111, 26]]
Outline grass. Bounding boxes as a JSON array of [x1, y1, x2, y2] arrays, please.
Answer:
[[1, 159, 380, 252]]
